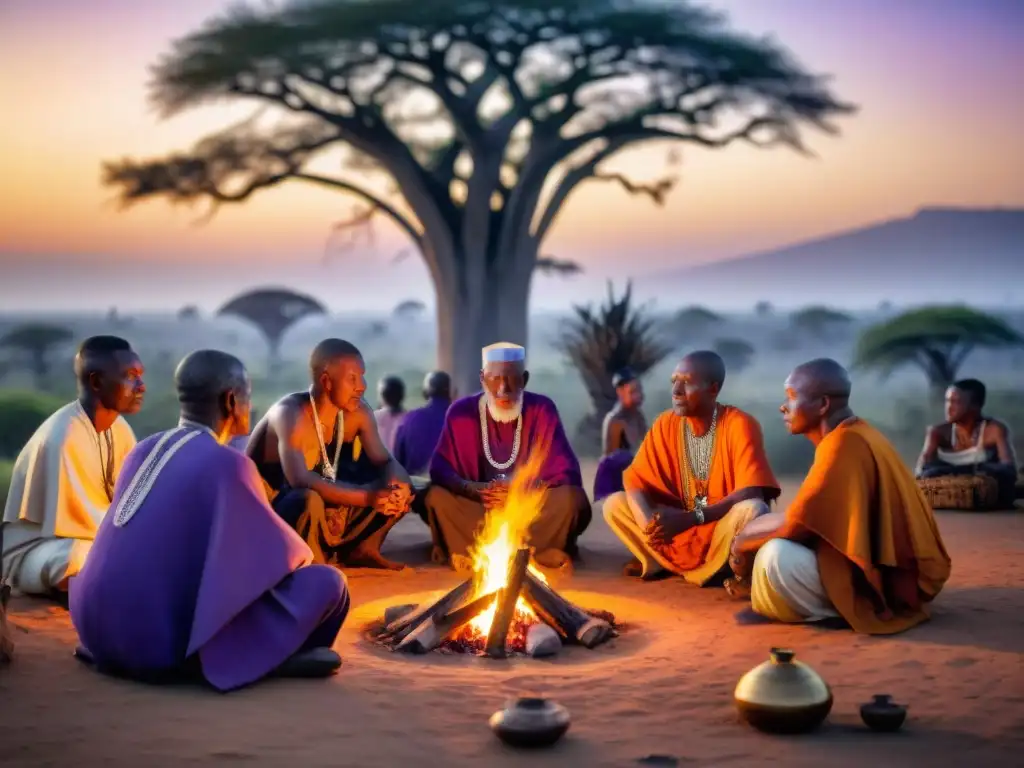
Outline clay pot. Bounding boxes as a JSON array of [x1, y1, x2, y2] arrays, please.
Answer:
[[489, 697, 571, 748], [860, 694, 908, 732], [734, 648, 832, 734]]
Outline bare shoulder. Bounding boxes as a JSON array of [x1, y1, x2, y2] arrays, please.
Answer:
[[352, 398, 376, 427], [987, 418, 1011, 437], [923, 422, 946, 439], [267, 393, 308, 434]]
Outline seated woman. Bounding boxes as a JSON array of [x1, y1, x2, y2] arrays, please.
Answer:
[[593, 369, 647, 504], [916, 379, 1018, 506]]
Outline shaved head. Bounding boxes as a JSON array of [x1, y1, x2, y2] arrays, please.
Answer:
[[310, 338, 362, 378], [788, 358, 852, 401], [423, 370, 451, 400], [175, 349, 251, 438], [670, 350, 726, 418], [781, 358, 854, 437], [682, 350, 726, 388], [74, 335, 145, 415], [310, 338, 366, 412], [175, 350, 248, 405]]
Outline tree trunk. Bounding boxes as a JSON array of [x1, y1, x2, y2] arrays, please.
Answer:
[[31, 350, 48, 391], [434, 252, 533, 399]]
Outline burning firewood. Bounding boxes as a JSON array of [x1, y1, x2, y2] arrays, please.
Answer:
[[382, 579, 473, 642], [485, 548, 532, 659], [397, 591, 499, 654], [522, 571, 613, 648]]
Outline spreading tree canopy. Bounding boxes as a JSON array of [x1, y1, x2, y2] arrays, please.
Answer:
[[217, 287, 327, 373], [0, 323, 75, 390], [853, 305, 1024, 399], [104, 0, 853, 394]]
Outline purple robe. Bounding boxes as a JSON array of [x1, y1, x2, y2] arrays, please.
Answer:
[[430, 392, 582, 488], [393, 397, 450, 475], [69, 428, 348, 692], [593, 449, 633, 501]]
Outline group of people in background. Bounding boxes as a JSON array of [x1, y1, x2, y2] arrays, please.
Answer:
[[3, 330, 1014, 692]]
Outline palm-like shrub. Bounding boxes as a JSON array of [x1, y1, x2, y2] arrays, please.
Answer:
[[556, 281, 672, 452]]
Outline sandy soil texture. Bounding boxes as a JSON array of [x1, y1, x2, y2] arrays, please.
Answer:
[[2, 476, 1022, 768]]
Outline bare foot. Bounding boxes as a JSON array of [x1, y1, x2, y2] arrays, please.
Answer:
[[345, 548, 406, 570], [723, 577, 751, 600], [621, 559, 670, 581]]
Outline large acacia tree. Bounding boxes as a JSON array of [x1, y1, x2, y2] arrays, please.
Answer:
[[104, 0, 852, 395], [854, 305, 1024, 401]]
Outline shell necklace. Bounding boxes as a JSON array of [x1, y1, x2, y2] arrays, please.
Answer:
[[681, 404, 719, 510], [478, 394, 522, 472], [308, 391, 342, 481]]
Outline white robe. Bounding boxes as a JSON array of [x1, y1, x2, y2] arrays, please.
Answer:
[[2, 402, 136, 595]]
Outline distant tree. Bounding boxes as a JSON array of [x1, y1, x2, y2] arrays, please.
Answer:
[[0, 323, 75, 390], [217, 288, 327, 374], [790, 305, 853, 339], [392, 299, 426, 319], [754, 300, 773, 318], [364, 321, 389, 341], [178, 304, 201, 321], [854, 305, 1024, 401], [556, 281, 671, 451], [100, 0, 853, 397], [672, 305, 723, 341], [712, 337, 755, 374], [877, 299, 893, 314]]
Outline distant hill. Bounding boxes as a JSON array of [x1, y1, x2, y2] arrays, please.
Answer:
[[643, 207, 1024, 308]]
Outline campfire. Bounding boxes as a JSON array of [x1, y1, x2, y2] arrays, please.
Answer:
[[373, 449, 617, 658]]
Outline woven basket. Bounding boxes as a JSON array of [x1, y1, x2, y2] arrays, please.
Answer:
[[917, 474, 999, 511]]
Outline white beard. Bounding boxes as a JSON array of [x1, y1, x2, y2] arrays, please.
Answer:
[[485, 391, 523, 423]]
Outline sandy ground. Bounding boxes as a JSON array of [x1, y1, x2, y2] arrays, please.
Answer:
[[2, 470, 1022, 768]]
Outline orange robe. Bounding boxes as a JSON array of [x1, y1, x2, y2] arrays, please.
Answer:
[[784, 418, 951, 634], [623, 406, 780, 572]]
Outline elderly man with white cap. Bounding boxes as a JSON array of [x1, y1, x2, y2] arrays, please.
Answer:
[[423, 343, 591, 569]]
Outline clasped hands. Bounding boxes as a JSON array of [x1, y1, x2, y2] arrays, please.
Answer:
[[372, 479, 413, 517], [467, 478, 510, 510], [643, 506, 692, 548]]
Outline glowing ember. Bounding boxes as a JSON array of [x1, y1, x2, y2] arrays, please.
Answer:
[[458, 446, 550, 645]]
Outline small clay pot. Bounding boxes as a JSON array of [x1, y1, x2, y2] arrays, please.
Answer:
[[489, 697, 571, 748], [860, 694, 907, 732], [734, 648, 833, 734]]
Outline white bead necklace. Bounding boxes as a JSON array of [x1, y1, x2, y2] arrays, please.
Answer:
[[309, 390, 342, 481], [478, 394, 522, 471]]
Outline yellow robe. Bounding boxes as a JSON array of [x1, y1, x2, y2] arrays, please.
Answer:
[[2, 402, 136, 593]]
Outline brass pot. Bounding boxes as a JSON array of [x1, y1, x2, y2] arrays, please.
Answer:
[[734, 648, 832, 734]]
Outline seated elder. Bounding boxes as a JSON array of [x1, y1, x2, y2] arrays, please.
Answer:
[[423, 343, 591, 569], [70, 350, 348, 691], [593, 368, 648, 504], [603, 351, 780, 582], [916, 378, 1018, 506], [733, 358, 951, 634], [2, 336, 143, 598]]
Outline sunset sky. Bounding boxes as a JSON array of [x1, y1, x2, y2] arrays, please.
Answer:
[[1, 0, 1022, 311]]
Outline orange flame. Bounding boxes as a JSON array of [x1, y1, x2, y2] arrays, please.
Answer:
[[465, 441, 551, 637]]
